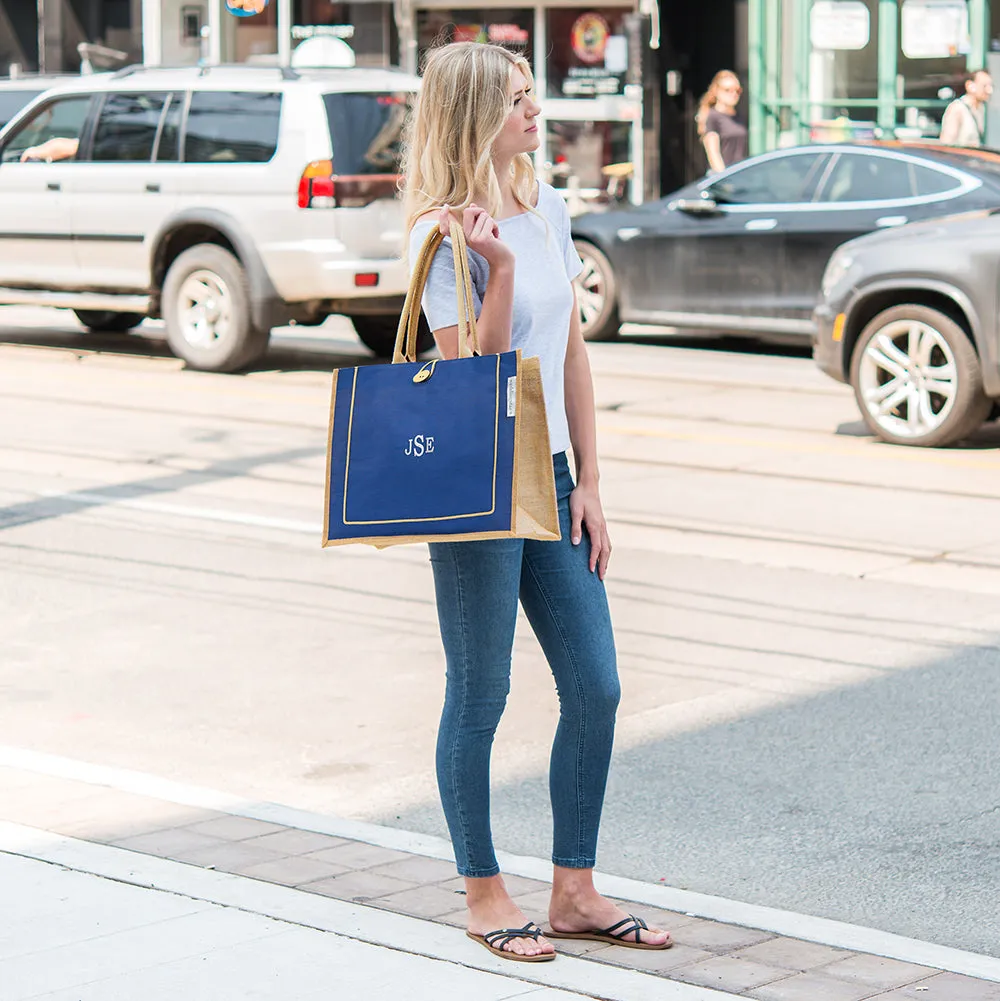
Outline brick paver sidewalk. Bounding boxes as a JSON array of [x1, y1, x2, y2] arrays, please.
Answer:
[[2, 762, 998, 1001]]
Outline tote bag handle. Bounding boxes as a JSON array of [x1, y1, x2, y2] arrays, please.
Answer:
[[392, 219, 482, 364]]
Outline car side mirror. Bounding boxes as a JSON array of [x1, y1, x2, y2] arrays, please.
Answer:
[[672, 197, 722, 216]]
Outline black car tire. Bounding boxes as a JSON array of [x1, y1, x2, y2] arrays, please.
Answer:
[[573, 239, 620, 342], [351, 314, 433, 358], [162, 244, 269, 373], [850, 304, 991, 447], [74, 310, 145, 333]]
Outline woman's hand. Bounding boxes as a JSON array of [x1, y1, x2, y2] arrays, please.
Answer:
[[569, 480, 612, 580], [439, 204, 513, 269]]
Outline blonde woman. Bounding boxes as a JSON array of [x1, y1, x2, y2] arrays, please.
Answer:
[[404, 42, 671, 963], [698, 70, 748, 173]]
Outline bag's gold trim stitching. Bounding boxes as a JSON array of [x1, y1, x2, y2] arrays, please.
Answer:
[[340, 354, 502, 527]]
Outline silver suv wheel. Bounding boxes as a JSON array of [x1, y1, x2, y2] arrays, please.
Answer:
[[850, 304, 991, 447], [178, 270, 233, 350], [162, 244, 269, 373]]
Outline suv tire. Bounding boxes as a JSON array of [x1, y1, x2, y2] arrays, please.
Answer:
[[850, 304, 991, 447], [573, 240, 620, 342], [74, 310, 145, 333], [351, 314, 433, 358], [162, 244, 269, 373]]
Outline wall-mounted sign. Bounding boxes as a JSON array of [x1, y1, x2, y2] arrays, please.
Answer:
[[292, 24, 356, 40], [571, 12, 611, 65], [811, 1, 870, 51], [901, 0, 970, 59], [452, 22, 529, 46], [225, 0, 269, 17]]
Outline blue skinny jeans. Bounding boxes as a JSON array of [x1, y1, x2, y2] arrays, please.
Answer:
[[428, 452, 620, 877]]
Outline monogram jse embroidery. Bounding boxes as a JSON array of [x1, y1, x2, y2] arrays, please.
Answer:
[[404, 435, 435, 457]]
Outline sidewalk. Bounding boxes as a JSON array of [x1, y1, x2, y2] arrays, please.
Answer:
[[3, 748, 999, 1001]]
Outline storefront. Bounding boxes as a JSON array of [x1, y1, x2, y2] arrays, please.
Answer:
[[396, 0, 655, 206], [748, 0, 997, 155], [146, 0, 397, 68], [142, 0, 656, 205]]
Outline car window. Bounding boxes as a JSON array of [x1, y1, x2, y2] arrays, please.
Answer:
[[322, 92, 409, 175], [909, 162, 961, 196], [706, 153, 828, 206], [0, 95, 92, 163], [0, 89, 43, 131], [156, 93, 184, 162], [183, 91, 281, 163], [819, 154, 934, 202], [91, 92, 169, 162]]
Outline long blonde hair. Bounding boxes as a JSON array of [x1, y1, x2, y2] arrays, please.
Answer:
[[403, 42, 538, 234], [697, 70, 741, 136]]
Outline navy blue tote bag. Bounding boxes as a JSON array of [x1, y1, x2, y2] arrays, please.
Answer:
[[323, 220, 560, 548]]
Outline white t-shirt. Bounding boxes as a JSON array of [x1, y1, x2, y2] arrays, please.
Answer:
[[408, 181, 583, 455], [942, 96, 985, 147]]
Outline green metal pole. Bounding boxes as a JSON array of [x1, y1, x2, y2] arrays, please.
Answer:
[[877, 0, 899, 136], [793, 0, 812, 144], [748, 0, 765, 155], [968, 0, 987, 72], [764, 0, 781, 149]]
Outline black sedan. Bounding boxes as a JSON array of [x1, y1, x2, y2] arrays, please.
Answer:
[[571, 143, 1000, 342]]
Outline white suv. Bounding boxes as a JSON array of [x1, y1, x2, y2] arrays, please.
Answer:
[[0, 64, 425, 371]]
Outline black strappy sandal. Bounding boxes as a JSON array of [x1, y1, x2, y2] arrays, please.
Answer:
[[546, 913, 672, 950], [466, 921, 556, 963]]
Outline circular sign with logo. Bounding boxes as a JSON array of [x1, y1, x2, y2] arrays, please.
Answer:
[[226, 0, 269, 17], [570, 12, 610, 65]]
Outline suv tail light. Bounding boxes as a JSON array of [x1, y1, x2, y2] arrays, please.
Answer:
[[298, 161, 400, 209]]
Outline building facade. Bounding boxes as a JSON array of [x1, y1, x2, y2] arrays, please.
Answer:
[[5, 1, 1000, 198]]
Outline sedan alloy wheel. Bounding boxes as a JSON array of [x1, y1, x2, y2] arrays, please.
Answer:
[[572, 239, 620, 341], [850, 304, 990, 447]]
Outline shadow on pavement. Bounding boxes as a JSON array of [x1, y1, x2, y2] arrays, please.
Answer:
[[386, 643, 1000, 958]]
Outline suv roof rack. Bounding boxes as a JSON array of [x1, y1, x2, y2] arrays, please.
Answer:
[[112, 63, 300, 81]]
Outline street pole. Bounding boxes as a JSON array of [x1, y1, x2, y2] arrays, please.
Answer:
[[278, 0, 292, 65], [142, 0, 162, 66], [876, 0, 898, 137]]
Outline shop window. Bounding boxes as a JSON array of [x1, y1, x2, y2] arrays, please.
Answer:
[[92, 93, 169, 163], [708, 153, 828, 205], [809, 0, 879, 125], [546, 120, 631, 192], [897, 0, 970, 135], [546, 8, 630, 99], [293, 1, 397, 68], [416, 9, 532, 68]]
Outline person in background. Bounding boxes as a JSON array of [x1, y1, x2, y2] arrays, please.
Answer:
[[939, 70, 993, 147], [698, 70, 748, 173]]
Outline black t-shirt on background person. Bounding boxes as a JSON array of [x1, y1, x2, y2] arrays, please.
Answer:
[[704, 109, 748, 168]]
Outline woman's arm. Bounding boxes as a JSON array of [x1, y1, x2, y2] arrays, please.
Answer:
[[564, 288, 612, 579], [702, 131, 725, 173], [431, 204, 515, 359]]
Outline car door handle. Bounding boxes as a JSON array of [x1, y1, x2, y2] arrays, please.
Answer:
[[876, 215, 907, 228], [46, 181, 60, 192], [744, 218, 777, 231], [146, 183, 161, 193]]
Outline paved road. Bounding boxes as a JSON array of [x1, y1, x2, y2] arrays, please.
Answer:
[[1, 307, 998, 956]]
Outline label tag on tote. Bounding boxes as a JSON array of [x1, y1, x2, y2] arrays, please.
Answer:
[[507, 376, 517, 418]]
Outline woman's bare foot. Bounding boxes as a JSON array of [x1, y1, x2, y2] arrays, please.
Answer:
[[465, 874, 555, 958], [549, 867, 671, 948]]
